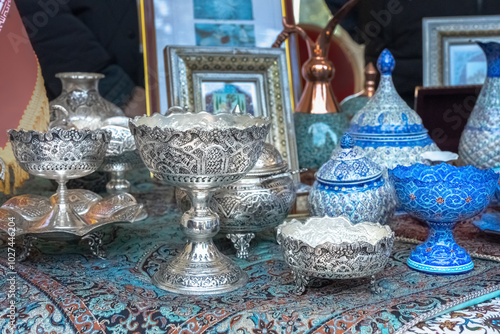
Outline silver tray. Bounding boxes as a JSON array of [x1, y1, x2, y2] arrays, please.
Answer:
[[0, 190, 147, 260]]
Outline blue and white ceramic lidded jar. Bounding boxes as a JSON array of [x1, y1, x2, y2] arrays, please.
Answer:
[[348, 49, 439, 169], [459, 42, 500, 170], [309, 134, 396, 225]]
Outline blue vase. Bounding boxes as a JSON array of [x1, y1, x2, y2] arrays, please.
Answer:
[[390, 163, 497, 274], [459, 42, 500, 170], [348, 50, 438, 169], [294, 112, 349, 170]]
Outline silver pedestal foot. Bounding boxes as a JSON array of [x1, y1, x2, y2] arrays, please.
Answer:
[[18, 235, 36, 262], [227, 233, 255, 259], [152, 189, 248, 295], [370, 275, 382, 294], [292, 270, 311, 295], [106, 170, 131, 194], [82, 232, 106, 258]]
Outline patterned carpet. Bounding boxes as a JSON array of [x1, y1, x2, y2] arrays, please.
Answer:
[[1, 173, 500, 334], [405, 297, 500, 333]]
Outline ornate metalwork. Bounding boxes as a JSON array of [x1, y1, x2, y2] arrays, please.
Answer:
[[8, 128, 110, 179], [49, 72, 123, 130], [99, 116, 144, 194], [82, 232, 106, 259], [130, 112, 270, 188], [227, 233, 255, 259], [18, 235, 36, 262], [277, 217, 394, 295], [3, 128, 145, 259], [176, 143, 296, 259], [8, 128, 110, 230], [166, 46, 300, 183], [0, 192, 145, 260], [130, 111, 270, 295]]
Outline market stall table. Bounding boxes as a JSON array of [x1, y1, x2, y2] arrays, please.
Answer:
[[1, 173, 500, 334]]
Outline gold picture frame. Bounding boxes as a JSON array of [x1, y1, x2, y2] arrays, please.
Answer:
[[138, 0, 299, 115]]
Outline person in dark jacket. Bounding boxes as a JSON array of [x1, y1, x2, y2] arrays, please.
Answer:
[[16, 0, 145, 116], [325, 0, 500, 106]]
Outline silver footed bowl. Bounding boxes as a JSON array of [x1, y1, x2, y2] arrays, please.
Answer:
[[8, 128, 111, 235], [9, 128, 110, 180], [130, 112, 270, 189], [277, 216, 394, 295], [98, 116, 144, 194], [130, 111, 270, 295]]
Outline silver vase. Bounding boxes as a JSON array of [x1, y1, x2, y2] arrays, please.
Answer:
[[49, 72, 123, 130]]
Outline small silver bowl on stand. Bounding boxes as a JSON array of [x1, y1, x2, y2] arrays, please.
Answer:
[[277, 216, 394, 295], [99, 116, 146, 195], [130, 110, 270, 295], [2, 128, 145, 259]]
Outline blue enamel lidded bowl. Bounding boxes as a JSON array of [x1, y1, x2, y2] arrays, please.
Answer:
[[308, 134, 396, 225]]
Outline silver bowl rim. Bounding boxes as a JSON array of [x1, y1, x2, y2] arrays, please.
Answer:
[[129, 111, 270, 132], [277, 216, 394, 254], [8, 127, 111, 143], [55, 72, 105, 80]]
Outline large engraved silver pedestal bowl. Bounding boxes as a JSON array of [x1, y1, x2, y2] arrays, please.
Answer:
[[99, 116, 145, 195], [176, 143, 296, 259], [130, 111, 270, 295], [9, 128, 111, 230]]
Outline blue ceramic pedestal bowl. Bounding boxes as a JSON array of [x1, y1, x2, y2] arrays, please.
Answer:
[[390, 163, 497, 274]]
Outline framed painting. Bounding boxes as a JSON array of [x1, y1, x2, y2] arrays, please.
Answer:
[[193, 73, 266, 116], [423, 15, 500, 87], [139, 0, 299, 114], [165, 46, 300, 182]]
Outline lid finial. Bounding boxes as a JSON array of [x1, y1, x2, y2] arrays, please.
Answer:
[[377, 49, 395, 75], [340, 133, 355, 149]]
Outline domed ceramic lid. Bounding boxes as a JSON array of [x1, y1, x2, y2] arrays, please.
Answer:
[[349, 49, 428, 135], [248, 143, 289, 177], [316, 134, 383, 185]]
